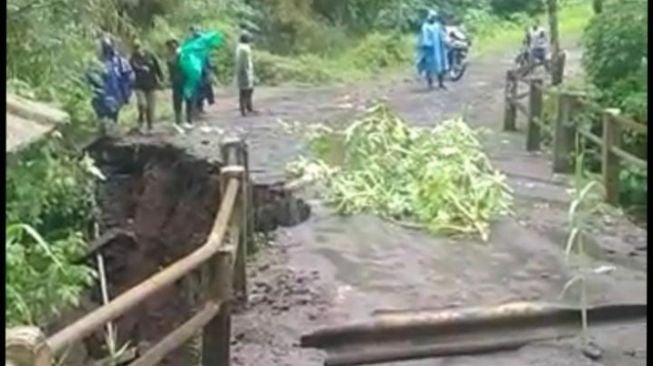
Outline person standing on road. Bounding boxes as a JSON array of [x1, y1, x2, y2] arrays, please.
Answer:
[[235, 32, 256, 117], [87, 36, 134, 134], [197, 57, 216, 114], [165, 38, 190, 131], [417, 10, 449, 90], [130, 40, 163, 132], [186, 25, 216, 115]]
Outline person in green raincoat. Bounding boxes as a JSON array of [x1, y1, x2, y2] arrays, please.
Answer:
[[177, 30, 223, 127]]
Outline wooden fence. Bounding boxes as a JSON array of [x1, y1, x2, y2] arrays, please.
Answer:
[[503, 69, 647, 204], [6, 138, 253, 366]]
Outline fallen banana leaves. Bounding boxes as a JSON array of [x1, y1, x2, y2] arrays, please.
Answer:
[[286, 103, 513, 241]]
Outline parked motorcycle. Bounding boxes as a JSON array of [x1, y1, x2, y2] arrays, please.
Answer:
[[446, 26, 470, 82]]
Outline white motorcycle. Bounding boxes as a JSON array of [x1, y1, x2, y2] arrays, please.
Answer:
[[446, 26, 470, 82]]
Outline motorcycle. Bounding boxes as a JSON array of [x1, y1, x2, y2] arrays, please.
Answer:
[[446, 27, 471, 82]]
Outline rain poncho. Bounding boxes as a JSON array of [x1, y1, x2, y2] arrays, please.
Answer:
[[235, 43, 254, 90], [87, 42, 133, 119], [416, 16, 449, 78], [178, 31, 224, 100]]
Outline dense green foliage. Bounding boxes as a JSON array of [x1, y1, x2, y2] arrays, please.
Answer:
[[6, 138, 98, 326], [287, 104, 513, 241], [580, 0, 647, 215], [581, 0, 647, 122]]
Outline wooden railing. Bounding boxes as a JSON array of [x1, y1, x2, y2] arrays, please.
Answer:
[[6, 139, 252, 366], [503, 69, 648, 204]]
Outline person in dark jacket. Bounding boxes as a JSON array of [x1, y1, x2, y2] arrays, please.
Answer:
[[197, 58, 216, 113], [165, 38, 193, 129], [130, 40, 163, 132]]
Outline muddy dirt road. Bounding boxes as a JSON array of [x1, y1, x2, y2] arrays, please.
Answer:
[[153, 40, 647, 366]]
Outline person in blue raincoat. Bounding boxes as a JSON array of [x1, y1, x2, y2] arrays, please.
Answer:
[[87, 37, 134, 127], [417, 10, 449, 90]]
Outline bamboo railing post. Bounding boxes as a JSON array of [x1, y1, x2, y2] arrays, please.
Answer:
[[201, 165, 243, 366], [526, 78, 543, 151], [221, 139, 249, 304], [602, 110, 621, 204], [201, 249, 233, 366], [552, 92, 577, 173], [503, 71, 517, 131], [228, 167, 248, 304], [236, 142, 250, 303], [6, 327, 53, 366]]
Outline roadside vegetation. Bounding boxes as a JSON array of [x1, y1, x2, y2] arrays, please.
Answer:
[[5, 0, 645, 332]]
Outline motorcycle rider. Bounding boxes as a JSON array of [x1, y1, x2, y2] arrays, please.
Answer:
[[528, 20, 549, 67]]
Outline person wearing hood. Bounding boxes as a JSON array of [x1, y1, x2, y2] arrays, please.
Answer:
[[417, 10, 449, 90], [86, 36, 134, 131], [187, 25, 215, 114], [235, 32, 256, 116]]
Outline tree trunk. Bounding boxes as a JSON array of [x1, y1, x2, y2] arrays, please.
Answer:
[[546, 0, 562, 85]]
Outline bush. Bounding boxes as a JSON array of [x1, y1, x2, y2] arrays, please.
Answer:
[[581, 0, 647, 214], [254, 51, 332, 85], [350, 32, 411, 70], [6, 138, 99, 326], [581, 0, 647, 92]]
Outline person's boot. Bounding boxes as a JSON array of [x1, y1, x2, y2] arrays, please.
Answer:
[[437, 74, 447, 90], [137, 107, 145, 133], [146, 106, 153, 133], [427, 75, 434, 90], [246, 92, 256, 114]]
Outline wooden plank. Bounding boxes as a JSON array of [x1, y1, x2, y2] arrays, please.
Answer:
[[130, 301, 222, 366], [603, 112, 621, 204], [527, 79, 544, 151], [612, 146, 647, 171], [324, 336, 559, 366], [46, 179, 240, 355], [301, 302, 647, 349]]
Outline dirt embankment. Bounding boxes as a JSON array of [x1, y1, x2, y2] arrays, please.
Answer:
[[47, 136, 311, 365]]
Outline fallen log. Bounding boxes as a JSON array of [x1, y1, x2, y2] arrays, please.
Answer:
[[324, 335, 554, 366], [301, 302, 647, 349]]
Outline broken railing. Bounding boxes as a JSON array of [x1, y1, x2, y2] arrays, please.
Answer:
[[503, 69, 647, 205], [6, 139, 252, 366]]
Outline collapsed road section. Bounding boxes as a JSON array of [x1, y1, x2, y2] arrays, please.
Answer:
[[43, 135, 312, 366]]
